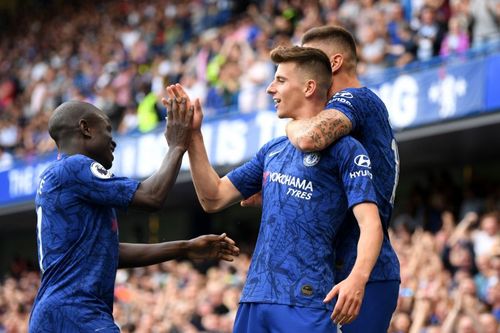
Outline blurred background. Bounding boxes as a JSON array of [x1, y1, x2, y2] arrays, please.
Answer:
[[0, 0, 499, 332]]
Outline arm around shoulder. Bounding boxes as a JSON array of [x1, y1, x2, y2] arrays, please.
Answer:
[[286, 109, 352, 152]]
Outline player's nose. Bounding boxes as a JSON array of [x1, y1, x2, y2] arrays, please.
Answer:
[[266, 82, 276, 95]]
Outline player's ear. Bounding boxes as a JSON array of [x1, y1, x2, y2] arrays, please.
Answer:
[[304, 79, 316, 98], [79, 119, 92, 138], [330, 53, 343, 74]]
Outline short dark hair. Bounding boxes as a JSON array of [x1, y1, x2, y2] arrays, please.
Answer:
[[270, 45, 332, 97], [301, 25, 358, 71]]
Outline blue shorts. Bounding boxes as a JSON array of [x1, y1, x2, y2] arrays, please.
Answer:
[[337, 280, 399, 333], [234, 303, 337, 333]]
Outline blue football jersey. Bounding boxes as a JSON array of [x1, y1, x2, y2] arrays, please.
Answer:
[[327, 88, 400, 282], [30, 154, 139, 332], [227, 135, 377, 310]]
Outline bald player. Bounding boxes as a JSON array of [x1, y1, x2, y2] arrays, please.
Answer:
[[29, 100, 239, 332]]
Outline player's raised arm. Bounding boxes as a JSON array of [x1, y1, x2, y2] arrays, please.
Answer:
[[286, 108, 352, 152], [118, 233, 240, 268], [130, 96, 193, 211], [165, 85, 243, 213]]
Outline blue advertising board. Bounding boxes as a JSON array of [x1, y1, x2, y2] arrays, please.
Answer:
[[372, 57, 486, 129], [485, 54, 500, 110]]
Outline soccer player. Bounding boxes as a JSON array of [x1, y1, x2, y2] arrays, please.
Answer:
[[166, 46, 384, 332], [243, 26, 401, 332], [29, 100, 239, 333]]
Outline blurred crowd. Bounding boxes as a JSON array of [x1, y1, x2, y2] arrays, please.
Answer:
[[0, 1, 500, 330], [1, 0, 499, 168], [1, 177, 499, 332]]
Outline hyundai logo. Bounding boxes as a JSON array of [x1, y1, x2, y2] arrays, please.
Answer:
[[354, 155, 371, 168]]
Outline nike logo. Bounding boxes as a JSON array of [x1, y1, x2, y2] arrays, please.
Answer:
[[269, 149, 284, 158]]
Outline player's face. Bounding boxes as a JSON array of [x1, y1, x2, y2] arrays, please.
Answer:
[[88, 114, 116, 169], [266, 62, 306, 119]]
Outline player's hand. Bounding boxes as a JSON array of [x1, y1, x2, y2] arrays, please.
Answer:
[[166, 84, 204, 132], [191, 98, 204, 132], [163, 97, 193, 151], [186, 233, 240, 262], [240, 192, 263, 207], [324, 275, 366, 325], [167, 83, 192, 108]]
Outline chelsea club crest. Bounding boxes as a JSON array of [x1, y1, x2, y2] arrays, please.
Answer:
[[303, 152, 321, 167]]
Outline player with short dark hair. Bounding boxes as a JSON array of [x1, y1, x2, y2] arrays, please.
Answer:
[[166, 45, 385, 332], [285, 25, 401, 332], [29, 100, 239, 332]]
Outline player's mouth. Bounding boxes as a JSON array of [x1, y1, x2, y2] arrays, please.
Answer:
[[109, 143, 116, 158], [273, 98, 281, 109]]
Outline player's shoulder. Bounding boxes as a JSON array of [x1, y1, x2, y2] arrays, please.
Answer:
[[63, 154, 94, 166], [330, 87, 380, 102], [60, 154, 113, 180], [260, 136, 288, 153]]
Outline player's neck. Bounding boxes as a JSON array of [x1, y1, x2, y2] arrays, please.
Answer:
[[57, 143, 84, 158], [57, 149, 79, 157], [329, 71, 361, 97], [294, 101, 325, 120]]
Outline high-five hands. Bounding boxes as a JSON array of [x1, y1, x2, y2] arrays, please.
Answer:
[[163, 84, 203, 132], [161, 94, 193, 151]]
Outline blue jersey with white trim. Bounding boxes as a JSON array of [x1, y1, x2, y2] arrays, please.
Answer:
[[228, 135, 377, 310], [327, 87, 400, 282], [30, 154, 139, 330]]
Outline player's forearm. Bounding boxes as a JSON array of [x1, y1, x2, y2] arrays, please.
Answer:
[[286, 110, 352, 152], [131, 146, 186, 211], [188, 132, 230, 212], [118, 241, 189, 268], [350, 203, 383, 282]]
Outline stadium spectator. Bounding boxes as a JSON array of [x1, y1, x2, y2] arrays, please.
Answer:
[[467, 0, 500, 49], [415, 5, 444, 62], [358, 25, 388, 75], [440, 16, 470, 56], [472, 212, 500, 257]]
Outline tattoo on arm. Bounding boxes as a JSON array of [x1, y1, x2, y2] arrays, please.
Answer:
[[309, 112, 351, 150]]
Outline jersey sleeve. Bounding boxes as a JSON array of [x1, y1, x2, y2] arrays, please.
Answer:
[[62, 155, 140, 210], [326, 89, 362, 131], [226, 138, 279, 198], [332, 137, 378, 209]]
